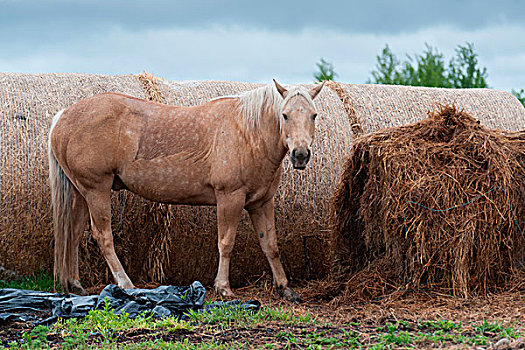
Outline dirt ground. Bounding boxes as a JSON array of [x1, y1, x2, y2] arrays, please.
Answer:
[[1, 278, 524, 349]]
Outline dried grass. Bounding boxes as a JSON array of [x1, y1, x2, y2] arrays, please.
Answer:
[[136, 71, 166, 104], [330, 105, 525, 301], [325, 80, 363, 135], [134, 72, 171, 282], [1, 73, 525, 290]]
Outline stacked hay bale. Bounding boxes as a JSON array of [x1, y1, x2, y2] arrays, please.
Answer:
[[330, 105, 525, 299], [1, 73, 524, 289]]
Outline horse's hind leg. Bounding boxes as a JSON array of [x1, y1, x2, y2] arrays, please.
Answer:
[[82, 189, 135, 289], [67, 187, 90, 295], [248, 198, 301, 303]]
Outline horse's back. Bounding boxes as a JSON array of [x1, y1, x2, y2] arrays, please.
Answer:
[[52, 93, 145, 143], [51, 92, 205, 167]]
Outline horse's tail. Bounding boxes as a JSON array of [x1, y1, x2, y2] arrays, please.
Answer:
[[48, 109, 73, 290]]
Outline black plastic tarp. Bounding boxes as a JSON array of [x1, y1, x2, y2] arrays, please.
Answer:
[[0, 281, 260, 325]]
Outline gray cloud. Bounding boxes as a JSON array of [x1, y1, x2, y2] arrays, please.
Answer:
[[2, 1, 524, 36], [0, 1, 524, 91], [1, 24, 524, 91]]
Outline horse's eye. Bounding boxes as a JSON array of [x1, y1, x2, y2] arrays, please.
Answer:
[[312, 113, 318, 120], [283, 113, 288, 121]]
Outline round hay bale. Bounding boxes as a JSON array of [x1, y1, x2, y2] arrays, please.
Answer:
[[0, 73, 146, 284], [330, 105, 525, 300], [1, 73, 525, 289]]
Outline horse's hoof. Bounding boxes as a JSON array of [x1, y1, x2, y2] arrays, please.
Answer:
[[68, 280, 88, 296], [215, 286, 236, 299], [120, 282, 136, 290], [220, 289, 236, 299], [280, 287, 301, 303]]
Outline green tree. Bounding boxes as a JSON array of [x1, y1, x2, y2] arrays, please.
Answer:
[[403, 44, 449, 87], [368, 42, 488, 89], [512, 89, 525, 107], [314, 58, 338, 82], [367, 45, 404, 85], [448, 43, 488, 88]]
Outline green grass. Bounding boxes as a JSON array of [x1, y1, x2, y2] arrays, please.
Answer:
[[119, 339, 253, 349], [3, 309, 523, 350], [418, 319, 461, 331], [3, 298, 191, 349], [275, 329, 362, 349], [0, 289, 523, 349], [415, 331, 489, 347], [366, 318, 524, 349], [9, 325, 51, 350], [54, 298, 191, 347], [184, 302, 315, 328], [474, 319, 521, 339], [474, 319, 506, 334], [1, 299, 348, 349], [0, 271, 58, 292]]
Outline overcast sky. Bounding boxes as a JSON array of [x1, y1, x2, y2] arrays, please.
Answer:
[[1, 0, 524, 91]]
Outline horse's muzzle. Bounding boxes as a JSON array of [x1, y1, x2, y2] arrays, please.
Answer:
[[291, 148, 311, 170]]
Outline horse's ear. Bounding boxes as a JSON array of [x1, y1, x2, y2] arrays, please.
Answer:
[[273, 79, 288, 99], [309, 81, 325, 100]]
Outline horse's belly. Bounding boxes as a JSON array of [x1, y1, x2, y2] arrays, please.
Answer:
[[118, 159, 216, 205]]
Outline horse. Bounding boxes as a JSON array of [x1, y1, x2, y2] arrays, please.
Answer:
[[48, 80, 324, 302]]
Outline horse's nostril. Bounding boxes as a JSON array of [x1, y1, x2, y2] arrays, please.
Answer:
[[293, 149, 308, 161]]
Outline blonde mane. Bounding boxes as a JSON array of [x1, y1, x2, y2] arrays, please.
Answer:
[[216, 84, 315, 132]]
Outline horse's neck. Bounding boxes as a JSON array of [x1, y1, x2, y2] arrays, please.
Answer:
[[256, 110, 287, 168]]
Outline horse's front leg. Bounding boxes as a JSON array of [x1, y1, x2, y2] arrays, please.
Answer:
[[248, 198, 301, 303], [214, 190, 246, 298]]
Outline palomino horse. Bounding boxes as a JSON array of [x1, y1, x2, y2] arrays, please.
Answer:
[[48, 80, 324, 302]]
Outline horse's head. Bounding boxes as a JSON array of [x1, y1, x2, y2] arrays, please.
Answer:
[[274, 79, 324, 170]]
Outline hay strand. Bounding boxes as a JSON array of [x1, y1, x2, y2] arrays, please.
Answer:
[[330, 105, 525, 300], [136, 71, 166, 104], [325, 81, 363, 135], [135, 71, 172, 283]]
